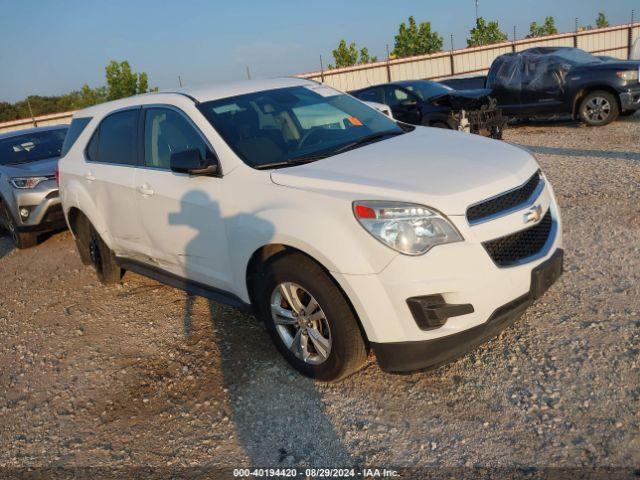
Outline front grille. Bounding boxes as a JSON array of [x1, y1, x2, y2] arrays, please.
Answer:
[[467, 170, 542, 223], [482, 210, 553, 267]]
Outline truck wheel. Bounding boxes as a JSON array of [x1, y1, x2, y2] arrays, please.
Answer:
[[255, 252, 368, 381], [1, 203, 37, 249], [579, 91, 619, 126], [88, 226, 122, 285]]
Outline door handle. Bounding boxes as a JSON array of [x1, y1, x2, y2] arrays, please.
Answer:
[[84, 172, 95, 182], [136, 184, 155, 196]]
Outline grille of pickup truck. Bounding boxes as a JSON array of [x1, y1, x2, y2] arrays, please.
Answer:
[[482, 209, 553, 267], [467, 170, 542, 223]]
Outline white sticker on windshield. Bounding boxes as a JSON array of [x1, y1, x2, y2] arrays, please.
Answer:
[[305, 84, 341, 98]]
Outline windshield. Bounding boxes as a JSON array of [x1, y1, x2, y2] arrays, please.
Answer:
[[0, 129, 67, 166], [199, 85, 405, 169], [401, 81, 453, 100]]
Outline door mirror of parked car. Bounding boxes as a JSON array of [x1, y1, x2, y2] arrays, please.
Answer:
[[400, 98, 418, 107], [170, 148, 218, 176]]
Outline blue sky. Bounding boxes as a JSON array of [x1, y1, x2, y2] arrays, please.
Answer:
[[0, 0, 635, 102]]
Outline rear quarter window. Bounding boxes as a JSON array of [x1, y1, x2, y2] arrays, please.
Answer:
[[60, 117, 91, 157]]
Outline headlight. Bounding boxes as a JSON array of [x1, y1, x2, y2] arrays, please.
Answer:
[[616, 70, 639, 82], [353, 201, 463, 255], [10, 176, 52, 189]]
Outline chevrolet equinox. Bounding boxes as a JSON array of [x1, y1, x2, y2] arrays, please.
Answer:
[[58, 78, 563, 380]]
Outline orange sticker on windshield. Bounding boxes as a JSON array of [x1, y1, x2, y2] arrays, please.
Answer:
[[347, 116, 363, 126]]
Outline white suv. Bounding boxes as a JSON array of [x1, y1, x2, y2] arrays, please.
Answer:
[[59, 78, 563, 381]]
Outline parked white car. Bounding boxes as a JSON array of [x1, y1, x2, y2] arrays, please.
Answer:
[[58, 78, 563, 380]]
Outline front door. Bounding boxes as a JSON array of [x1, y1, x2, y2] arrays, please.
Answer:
[[384, 86, 422, 124], [135, 106, 232, 291]]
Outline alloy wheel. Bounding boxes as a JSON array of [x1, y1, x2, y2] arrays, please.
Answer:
[[270, 282, 332, 365], [585, 96, 612, 122]]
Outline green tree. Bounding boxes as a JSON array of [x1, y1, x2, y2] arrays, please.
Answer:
[[392, 16, 443, 57], [467, 17, 508, 47], [105, 60, 149, 100], [528, 16, 558, 38], [596, 12, 609, 28], [328, 40, 377, 69]]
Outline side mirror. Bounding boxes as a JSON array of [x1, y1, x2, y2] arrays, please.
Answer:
[[170, 148, 218, 176], [400, 98, 418, 107]]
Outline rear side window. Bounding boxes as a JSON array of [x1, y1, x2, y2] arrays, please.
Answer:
[[60, 117, 91, 157], [86, 109, 139, 165], [355, 88, 384, 104]]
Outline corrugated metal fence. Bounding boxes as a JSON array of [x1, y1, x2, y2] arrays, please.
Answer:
[[298, 22, 640, 91], [1, 22, 639, 134]]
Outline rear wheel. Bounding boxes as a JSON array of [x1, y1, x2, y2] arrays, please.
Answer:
[[579, 91, 619, 126], [1, 203, 37, 249], [88, 226, 122, 285], [254, 252, 368, 381]]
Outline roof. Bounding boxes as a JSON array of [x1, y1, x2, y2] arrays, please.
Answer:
[[0, 124, 68, 141], [75, 77, 316, 118]]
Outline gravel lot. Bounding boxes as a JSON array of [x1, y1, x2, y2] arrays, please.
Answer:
[[0, 116, 638, 475]]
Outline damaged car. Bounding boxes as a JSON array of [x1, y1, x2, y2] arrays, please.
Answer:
[[350, 80, 505, 139], [487, 47, 640, 126]]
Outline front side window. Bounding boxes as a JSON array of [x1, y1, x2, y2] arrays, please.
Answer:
[[0, 128, 67, 165], [87, 109, 138, 165], [198, 85, 405, 169], [385, 87, 416, 107], [144, 108, 208, 169]]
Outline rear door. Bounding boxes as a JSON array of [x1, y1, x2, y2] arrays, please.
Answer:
[[135, 106, 232, 290], [84, 108, 145, 258]]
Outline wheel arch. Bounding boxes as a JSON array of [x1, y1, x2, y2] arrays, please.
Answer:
[[573, 86, 621, 118], [245, 243, 371, 345]]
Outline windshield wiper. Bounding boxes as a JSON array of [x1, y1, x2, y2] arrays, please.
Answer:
[[253, 154, 331, 170], [332, 130, 404, 155]]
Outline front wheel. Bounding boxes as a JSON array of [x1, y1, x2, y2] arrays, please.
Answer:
[[255, 252, 368, 381], [579, 91, 619, 126], [1, 203, 37, 249]]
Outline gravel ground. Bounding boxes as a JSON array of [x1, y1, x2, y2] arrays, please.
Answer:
[[0, 116, 638, 476]]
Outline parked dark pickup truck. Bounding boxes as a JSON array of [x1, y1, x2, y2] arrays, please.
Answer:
[[487, 47, 640, 126]]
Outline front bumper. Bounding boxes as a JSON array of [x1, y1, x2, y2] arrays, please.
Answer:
[[371, 249, 563, 372], [11, 183, 66, 233], [620, 87, 640, 111], [332, 177, 563, 372]]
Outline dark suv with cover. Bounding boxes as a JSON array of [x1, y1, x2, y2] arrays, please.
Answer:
[[487, 47, 640, 126]]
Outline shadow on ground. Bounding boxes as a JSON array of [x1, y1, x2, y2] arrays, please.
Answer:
[[519, 144, 640, 162], [175, 190, 354, 467]]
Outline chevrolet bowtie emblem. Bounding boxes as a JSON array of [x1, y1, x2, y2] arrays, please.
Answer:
[[523, 205, 543, 224]]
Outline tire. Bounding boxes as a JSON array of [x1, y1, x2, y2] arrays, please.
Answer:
[[88, 226, 122, 285], [254, 252, 368, 381], [1, 203, 37, 249], [430, 121, 451, 129], [579, 91, 619, 126]]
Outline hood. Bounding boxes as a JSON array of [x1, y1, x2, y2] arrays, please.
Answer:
[[270, 128, 538, 216], [1, 157, 59, 177], [430, 88, 494, 110], [577, 60, 640, 71]]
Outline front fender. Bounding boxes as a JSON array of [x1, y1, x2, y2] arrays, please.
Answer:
[[226, 203, 397, 301]]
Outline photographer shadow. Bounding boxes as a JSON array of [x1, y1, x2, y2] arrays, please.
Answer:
[[172, 189, 353, 467]]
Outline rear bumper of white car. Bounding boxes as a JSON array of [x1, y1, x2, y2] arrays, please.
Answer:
[[333, 197, 563, 373]]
